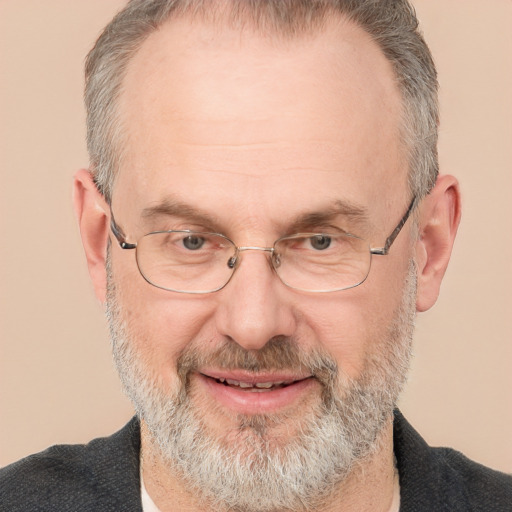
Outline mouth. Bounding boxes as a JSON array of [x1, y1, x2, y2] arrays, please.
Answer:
[[197, 370, 316, 414], [209, 376, 305, 391]]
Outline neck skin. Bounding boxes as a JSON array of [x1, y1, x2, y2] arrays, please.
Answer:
[[140, 417, 397, 512]]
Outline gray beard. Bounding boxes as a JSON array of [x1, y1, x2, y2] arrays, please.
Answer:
[[106, 261, 416, 512]]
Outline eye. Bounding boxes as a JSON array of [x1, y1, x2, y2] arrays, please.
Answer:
[[309, 235, 332, 250], [182, 235, 206, 250]]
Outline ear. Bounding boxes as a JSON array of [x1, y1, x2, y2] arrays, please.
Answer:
[[73, 169, 109, 304], [415, 174, 461, 312]]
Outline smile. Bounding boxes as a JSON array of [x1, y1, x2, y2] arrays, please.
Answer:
[[212, 376, 300, 391], [197, 371, 317, 414]]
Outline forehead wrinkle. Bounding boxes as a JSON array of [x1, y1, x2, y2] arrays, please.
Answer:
[[190, 167, 352, 180], [148, 140, 355, 175]]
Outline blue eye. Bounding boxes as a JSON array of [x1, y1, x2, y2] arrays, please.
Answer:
[[309, 235, 332, 250], [182, 235, 205, 250]]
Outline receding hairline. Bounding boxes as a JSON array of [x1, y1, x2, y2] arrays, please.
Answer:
[[88, 1, 351, 201], [85, 0, 438, 203], [115, 7, 405, 187], [147, 0, 342, 37], [120, 1, 391, 71]]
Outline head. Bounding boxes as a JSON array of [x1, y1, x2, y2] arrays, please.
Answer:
[[74, 1, 460, 510]]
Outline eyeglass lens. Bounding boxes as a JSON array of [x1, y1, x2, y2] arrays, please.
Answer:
[[134, 231, 372, 293]]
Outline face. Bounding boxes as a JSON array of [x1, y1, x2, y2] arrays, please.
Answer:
[[107, 15, 416, 511]]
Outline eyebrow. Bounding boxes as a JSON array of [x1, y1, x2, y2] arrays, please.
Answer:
[[288, 200, 370, 234], [141, 198, 223, 232], [140, 196, 371, 235]]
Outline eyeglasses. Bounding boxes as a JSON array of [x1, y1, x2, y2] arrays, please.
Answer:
[[110, 197, 417, 294]]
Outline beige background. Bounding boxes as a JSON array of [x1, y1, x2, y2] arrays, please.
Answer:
[[1, 1, 511, 472]]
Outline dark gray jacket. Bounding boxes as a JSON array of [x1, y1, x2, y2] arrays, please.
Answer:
[[1, 411, 511, 511]]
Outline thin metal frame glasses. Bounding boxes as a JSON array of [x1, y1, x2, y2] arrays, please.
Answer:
[[110, 197, 417, 294]]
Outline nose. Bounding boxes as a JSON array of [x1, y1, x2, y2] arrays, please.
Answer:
[[214, 250, 297, 351]]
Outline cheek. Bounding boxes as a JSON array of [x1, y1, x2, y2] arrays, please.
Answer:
[[301, 298, 377, 379], [113, 261, 217, 382], [299, 264, 407, 380]]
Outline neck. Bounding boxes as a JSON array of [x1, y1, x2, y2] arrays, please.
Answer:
[[140, 417, 398, 512]]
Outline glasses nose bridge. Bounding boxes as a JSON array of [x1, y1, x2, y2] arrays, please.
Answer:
[[237, 245, 276, 265], [237, 245, 274, 254], [228, 245, 277, 272]]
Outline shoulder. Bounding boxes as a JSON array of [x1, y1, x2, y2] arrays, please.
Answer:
[[394, 410, 512, 512], [432, 445, 512, 509], [0, 418, 142, 512]]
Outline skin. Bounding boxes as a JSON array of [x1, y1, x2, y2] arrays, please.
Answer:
[[74, 14, 461, 512]]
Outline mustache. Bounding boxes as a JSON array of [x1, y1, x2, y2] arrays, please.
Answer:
[[176, 336, 339, 388]]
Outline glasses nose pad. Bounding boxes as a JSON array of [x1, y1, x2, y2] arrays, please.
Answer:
[[227, 255, 238, 269], [272, 252, 282, 269]]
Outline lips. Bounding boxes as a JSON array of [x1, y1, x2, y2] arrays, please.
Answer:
[[197, 369, 316, 414]]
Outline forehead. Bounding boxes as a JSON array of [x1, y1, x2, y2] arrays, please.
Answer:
[[114, 14, 407, 230]]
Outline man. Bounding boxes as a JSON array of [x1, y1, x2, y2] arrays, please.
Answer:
[[1, 0, 511, 510]]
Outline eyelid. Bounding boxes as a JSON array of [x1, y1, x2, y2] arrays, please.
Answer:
[[149, 223, 216, 233], [147, 224, 364, 242]]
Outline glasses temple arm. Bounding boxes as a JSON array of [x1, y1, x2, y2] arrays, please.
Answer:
[[370, 196, 418, 256], [110, 209, 137, 250]]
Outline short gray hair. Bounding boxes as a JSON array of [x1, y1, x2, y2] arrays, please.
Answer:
[[85, 0, 438, 204]]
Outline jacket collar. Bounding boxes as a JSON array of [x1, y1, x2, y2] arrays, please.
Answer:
[[393, 409, 470, 511], [105, 411, 471, 511]]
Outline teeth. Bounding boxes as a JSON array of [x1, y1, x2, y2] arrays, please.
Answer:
[[255, 381, 279, 389], [225, 379, 254, 388], [217, 378, 292, 390], [225, 379, 243, 387]]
